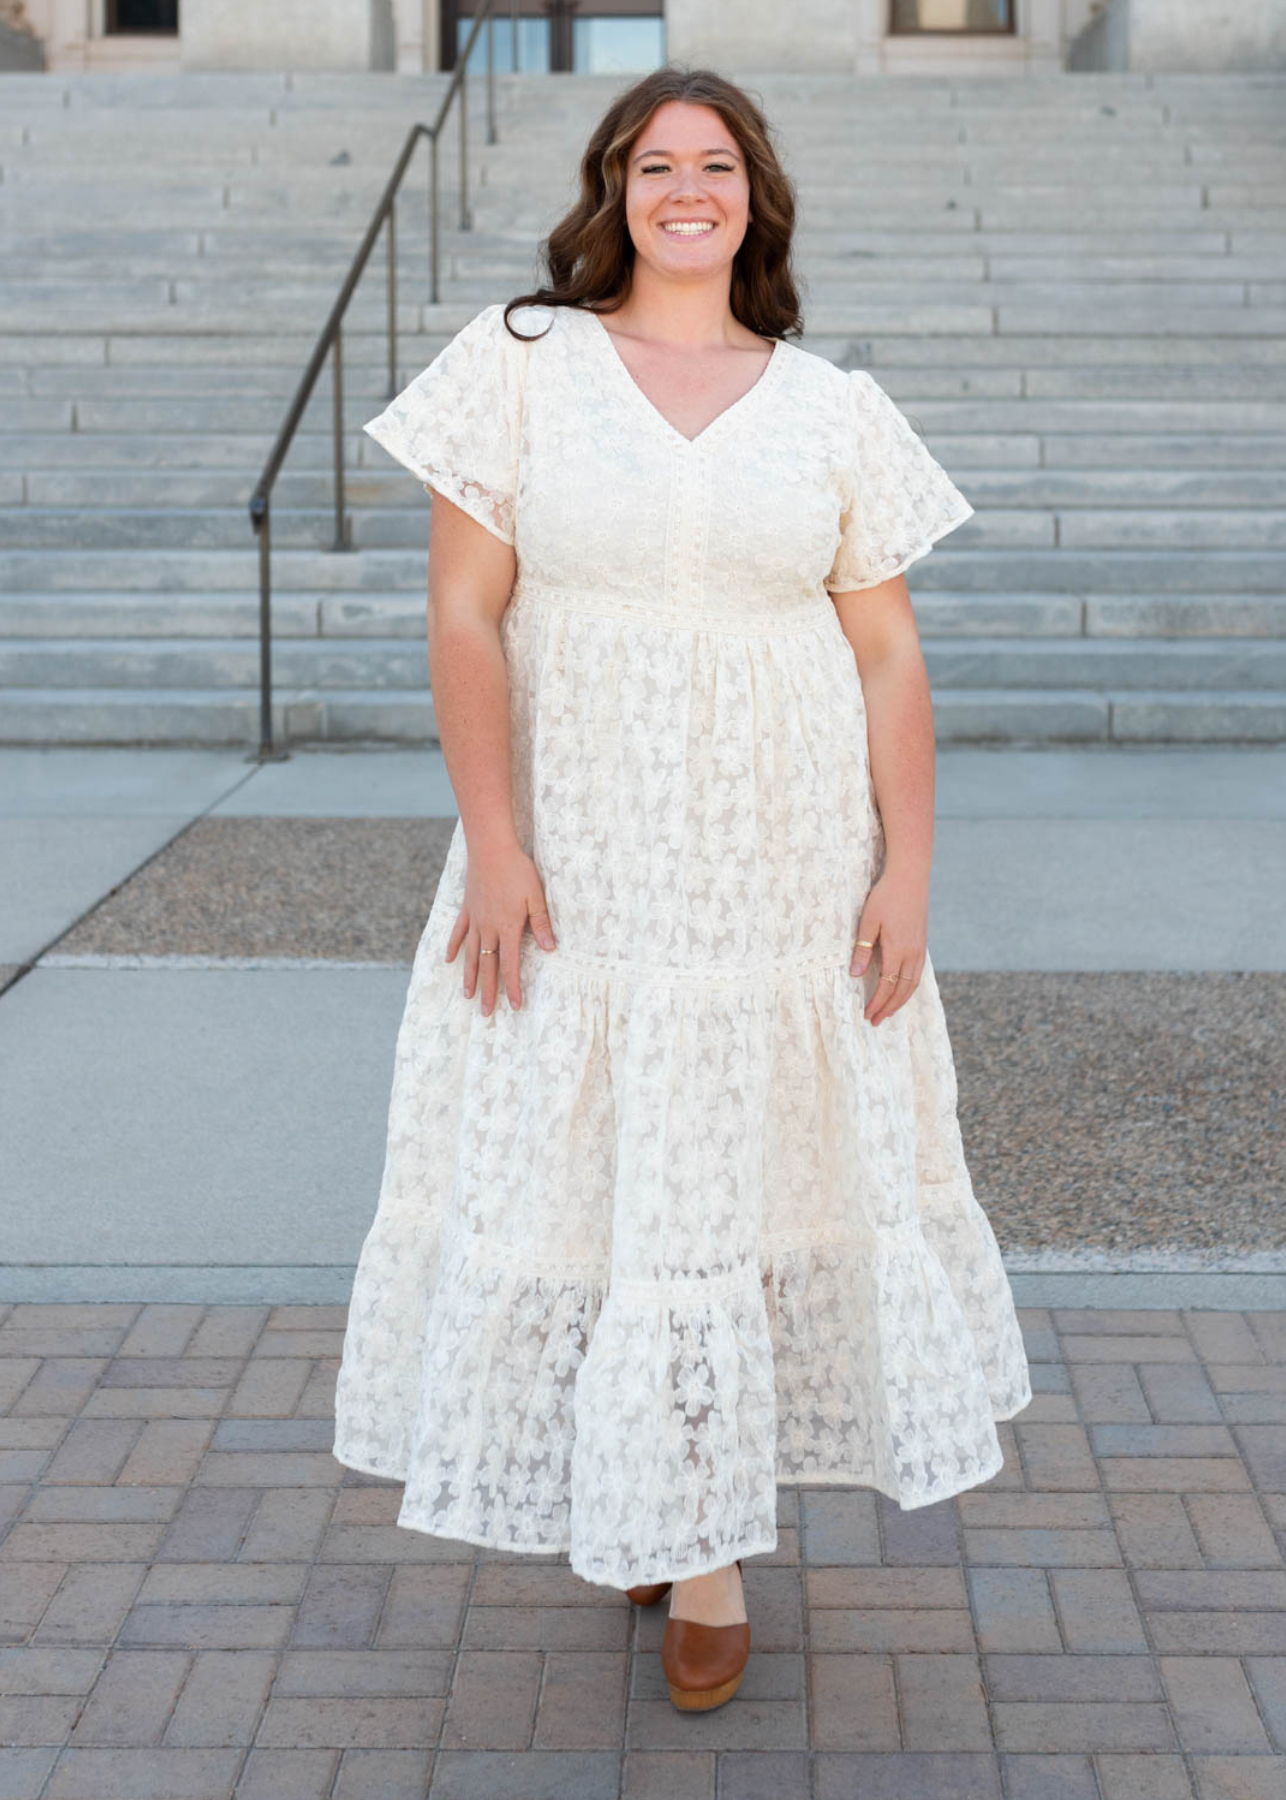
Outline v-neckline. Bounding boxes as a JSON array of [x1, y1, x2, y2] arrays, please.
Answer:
[[581, 306, 787, 450]]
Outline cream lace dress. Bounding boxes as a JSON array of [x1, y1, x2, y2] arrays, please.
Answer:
[[331, 299, 1032, 1590]]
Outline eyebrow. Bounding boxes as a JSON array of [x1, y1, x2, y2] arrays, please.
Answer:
[[631, 147, 740, 163]]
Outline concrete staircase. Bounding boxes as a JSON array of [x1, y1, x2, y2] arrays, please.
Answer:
[[1, 67, 1284, 746]]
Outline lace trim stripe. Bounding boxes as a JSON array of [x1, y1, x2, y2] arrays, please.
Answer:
[[505, 940, 864, 986], [440, 1218, 931, 1293], [508, 577, 839, 637]]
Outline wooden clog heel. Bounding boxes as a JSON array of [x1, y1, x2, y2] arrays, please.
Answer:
[[661, 1557, 749, 1712], [625, 1579, 672, 1605]]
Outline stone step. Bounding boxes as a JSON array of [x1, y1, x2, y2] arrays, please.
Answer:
[[479, 198, 1285, 232], [14, 356, 1286, 402], [0, 544, 1280, 595], [16, 296, 1286, 339], [3, 501, 1279, 553], [0, 433, 348, 470], [23, 391, 1286, 436], [1, 591, 1283, 642], [17, 464, 1284, 510], [13, 147, 1282, 186], [13, 252, 1286, 293], [13, 93, 1277, 122], [8, 274, 1283, 314], [5, 226, 1243, 259], [2, 67, 1272, 109], [1, 683, 1283, 749], [4, 433, 1279, 487], [3, 635, 1285, 693], [6, 334, 1282, 376]]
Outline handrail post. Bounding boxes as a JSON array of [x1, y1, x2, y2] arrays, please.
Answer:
[[256, 500, 275, 760], [459, 52, 470, 230], [332, 323, 347, 551], [511, 0, 519, 71], [386, 204, 397, 398], [429, 130, 440, 304], [486, 12, 496, 144]]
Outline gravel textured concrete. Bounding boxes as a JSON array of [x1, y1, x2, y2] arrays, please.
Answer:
[[52, 818, 459, 963], [35, 820, 1286, 1266], [943, 971, 1285, 1264]]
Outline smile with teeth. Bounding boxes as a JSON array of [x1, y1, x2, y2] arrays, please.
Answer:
[[661, 221, 716, 235]]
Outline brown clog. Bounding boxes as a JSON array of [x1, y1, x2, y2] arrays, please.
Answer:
[[661, 1557, 749, 1711], [625, 1579, 672, 1605]]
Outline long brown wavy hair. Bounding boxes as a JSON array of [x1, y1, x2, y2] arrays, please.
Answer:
[[501, 64, 803, 346]]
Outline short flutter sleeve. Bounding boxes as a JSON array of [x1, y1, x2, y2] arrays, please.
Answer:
[[824, 369, 974, 594], [362, 301, 522, 545]]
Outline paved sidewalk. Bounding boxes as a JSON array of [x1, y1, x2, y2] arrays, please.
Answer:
[[1, 1300, 1284, 1799]]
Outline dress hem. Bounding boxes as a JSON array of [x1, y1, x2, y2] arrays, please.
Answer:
[[331, 1378, 1032, 1585]]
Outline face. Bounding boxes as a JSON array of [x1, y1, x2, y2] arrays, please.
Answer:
[[622, 99, 752, 283]]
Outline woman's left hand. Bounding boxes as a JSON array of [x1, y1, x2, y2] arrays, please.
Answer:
[[849, 863, 929, 1025]]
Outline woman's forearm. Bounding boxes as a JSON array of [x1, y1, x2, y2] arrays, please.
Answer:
[[859, 642, 936, 879], [427, 616, 520, 858]]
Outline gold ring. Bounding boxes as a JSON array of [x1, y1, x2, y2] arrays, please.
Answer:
[[478, 948, 498, 956], [856, 939, 876, 948], [880, 974, 898, 984]]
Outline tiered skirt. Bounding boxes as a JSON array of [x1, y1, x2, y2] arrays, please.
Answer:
[[332, 581, 1032, 1590]]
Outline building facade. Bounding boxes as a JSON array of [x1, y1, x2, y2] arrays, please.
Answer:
[[7, 0, 1284, 76]]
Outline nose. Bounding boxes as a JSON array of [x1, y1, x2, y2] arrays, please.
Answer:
[[668, 168, 706, 201]]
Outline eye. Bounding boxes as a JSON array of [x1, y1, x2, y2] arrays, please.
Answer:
[[638, 162, 737, 174]]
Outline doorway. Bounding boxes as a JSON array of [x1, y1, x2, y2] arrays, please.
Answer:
[[445, 2, 665, 74]]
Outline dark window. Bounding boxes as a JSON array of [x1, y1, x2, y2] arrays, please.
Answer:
[[106, 2, 179, 31]]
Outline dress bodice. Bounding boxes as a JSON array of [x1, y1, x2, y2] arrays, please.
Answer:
[[363, 300, 974, 630]]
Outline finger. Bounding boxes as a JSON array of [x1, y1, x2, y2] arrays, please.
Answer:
[[874, 954, 922, 1023], [478, 937, 500, 1016], [859, 936, 891, 1022], [462, 927, 480, 999], [501, 927, 523, 1011], [866, 945, 908, 1023], [891, 950, 926, 1008], [527, 895, 556, 952], [883, 973, 915, 1020], [445, 907, 468, 964], [850, 918, 880, 977], [867, 968, 902, 1025]]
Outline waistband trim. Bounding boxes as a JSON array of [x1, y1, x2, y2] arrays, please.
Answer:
[[508, 578, 839, 636]]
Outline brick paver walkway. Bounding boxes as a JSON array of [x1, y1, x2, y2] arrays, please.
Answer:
[[2, 1302, 1284, 1800]]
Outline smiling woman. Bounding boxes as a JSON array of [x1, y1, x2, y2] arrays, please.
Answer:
[[333, 62, 1030, 1717]]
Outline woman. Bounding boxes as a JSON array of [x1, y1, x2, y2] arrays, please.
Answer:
[[333, 63, 1031, 1714]]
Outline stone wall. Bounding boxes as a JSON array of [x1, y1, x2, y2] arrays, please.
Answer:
[[1071, 0, 1286, 72]]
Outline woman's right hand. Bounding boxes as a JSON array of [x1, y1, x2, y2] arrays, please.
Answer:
[[444, 842, 557, 1016]]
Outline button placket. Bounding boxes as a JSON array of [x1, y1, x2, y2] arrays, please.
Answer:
[[665, 438, 702, 622]]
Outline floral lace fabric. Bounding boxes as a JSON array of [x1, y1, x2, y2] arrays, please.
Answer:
[[334, 301, 1030, 1589]]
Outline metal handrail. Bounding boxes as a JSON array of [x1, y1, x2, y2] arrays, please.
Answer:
[[246, 1, 521, 761]]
